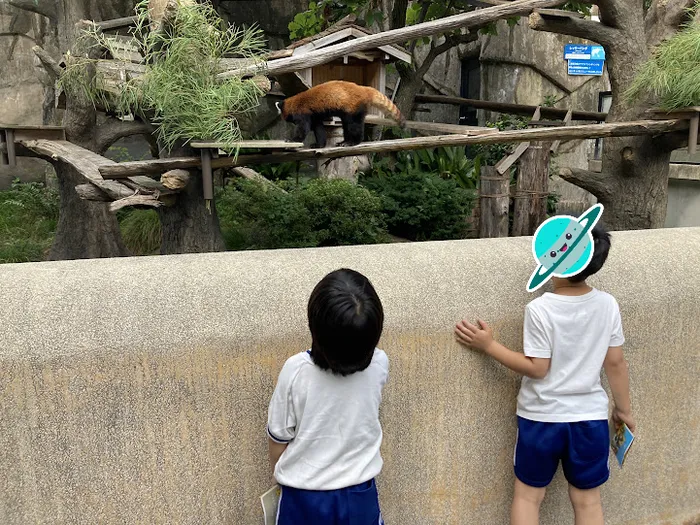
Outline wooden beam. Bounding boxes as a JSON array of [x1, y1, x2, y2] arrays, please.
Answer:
[[364, 115, 497, 135], [415, 94, 607, 121], [533, 8, 584, 19], [496, 107, 540, 175], [92, 16, 140, 32], [97, 119, 688, 178], [551, 109, 572, 153], [218, 0, 566, 79]]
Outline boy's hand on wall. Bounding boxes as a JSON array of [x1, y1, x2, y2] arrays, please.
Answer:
[[455, 319, 495, 353]]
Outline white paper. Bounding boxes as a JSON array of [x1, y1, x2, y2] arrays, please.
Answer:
[[260, 485, 281, 525]]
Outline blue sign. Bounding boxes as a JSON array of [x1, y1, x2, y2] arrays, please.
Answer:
[[568, 59, 605, 76], [564, 44, 605, 60]]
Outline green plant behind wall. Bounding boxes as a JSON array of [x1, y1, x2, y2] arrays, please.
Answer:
[[626, 16, 700, 110], [60, 0, 267, 152]]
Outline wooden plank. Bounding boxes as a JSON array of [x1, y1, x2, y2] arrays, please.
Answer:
[[365, 115, 497, 135], [13, 128, 66, 141], [97, 119, 689, 178], [0, 124, 65, 130], [496, 107, 541, 174], [189, 140, 305, 150], [551, 109, 572, 153], [5, 130, 16, 166], [218, 0, 567, 79], [92, 15, 139, 32], [347, 28, 412, 63], [292, 28, 355, 55], [480, 165, 509, 238], [416, 94, 607, 121]]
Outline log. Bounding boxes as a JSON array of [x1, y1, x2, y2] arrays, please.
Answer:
[[496, 107, 541, 175], [364, 115, 496, 135], [479, 165, 509, 238], [218, 0, 566, 79], [75, 184, 112, 202], [160, 169, 190, 190], [92, 16, 140, 32], [415, 94, 607, 121], [97, 119, 688, 178], [511, 141, 551, 237], [110, 195, 164, 212]]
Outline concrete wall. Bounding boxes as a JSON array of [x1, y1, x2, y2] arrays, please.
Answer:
[[1, 231, 699, 525], [666, 164, 700, 228]]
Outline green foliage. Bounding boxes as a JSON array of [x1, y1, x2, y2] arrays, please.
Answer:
[[288, 0, 380, 39], [61, 1, 266, 153], [560, 1, 592, 16], [0, 180, 59, 263], [375, 147, 480, 190], [118, 209, 162, 255], [255, 161, 300, 181], [626, 17, 700, 110], [360, 169, 475, 242], [289, 2, 325, 39], [217, 178, 387, 250], [471, 114, 529, 165], [542, 95, 558, 108]]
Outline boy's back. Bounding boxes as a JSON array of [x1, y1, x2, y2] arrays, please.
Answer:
[[518, 288, 624, 423]]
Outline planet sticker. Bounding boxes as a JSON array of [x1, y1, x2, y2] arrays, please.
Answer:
[[526, 203, 604, 292]]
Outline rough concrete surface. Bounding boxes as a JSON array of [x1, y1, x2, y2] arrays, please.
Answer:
[[1, 229, 699, 524]]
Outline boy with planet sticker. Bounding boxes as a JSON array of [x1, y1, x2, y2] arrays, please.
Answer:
[[455, 204, 635, 525]]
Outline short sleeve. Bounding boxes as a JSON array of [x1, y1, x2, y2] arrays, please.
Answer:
[[267, 357, 300, 444], [609, 300, 625, 347], [523, 305, 552, 358]]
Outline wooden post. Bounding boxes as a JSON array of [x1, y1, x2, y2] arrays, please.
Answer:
[[479, 165, 509, 238], [0, 130, 8, 166], [689, 114, 699, 156], [511, 141, 552, 237], [200, 148, 213, 210], [5, 129, 16, 167]]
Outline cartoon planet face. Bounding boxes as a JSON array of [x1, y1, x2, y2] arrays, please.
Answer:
[[526, 204, 604, 292]]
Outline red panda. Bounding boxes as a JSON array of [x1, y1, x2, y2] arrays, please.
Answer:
[[276, 80, 405, 148]]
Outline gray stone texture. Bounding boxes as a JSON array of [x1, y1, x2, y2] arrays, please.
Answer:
[[1, 229, 699, 524]]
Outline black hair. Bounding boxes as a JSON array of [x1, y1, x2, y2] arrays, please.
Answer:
[[307, 268, 384, 376], [568, 223, 611, 283]]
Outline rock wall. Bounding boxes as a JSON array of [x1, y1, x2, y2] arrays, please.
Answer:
[[1, 229, 699, 524]]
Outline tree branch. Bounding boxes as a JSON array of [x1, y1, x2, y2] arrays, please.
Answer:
[[31, 45, 63, 79], [391, 0, 410, 30], [528, 12, 620, 48], [558, 167, 614, 200], [95, 119, 155, 154], [415, 30, 480, 78], [645, 0, 698, 48], [8, 0, 57, 22]]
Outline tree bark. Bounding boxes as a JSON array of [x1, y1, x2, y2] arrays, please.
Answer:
[[511, 142, 551, 236], [529, 0, 699, 229], [156, 144, 226, 255], [479, 165, 509, 238]]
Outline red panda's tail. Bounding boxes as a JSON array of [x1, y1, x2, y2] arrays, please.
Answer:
[[367, 87, 405, 127]]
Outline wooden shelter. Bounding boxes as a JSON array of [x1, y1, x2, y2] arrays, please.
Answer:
[[282, 23, 411, 115]]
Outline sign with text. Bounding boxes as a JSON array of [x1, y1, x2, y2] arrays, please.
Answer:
[[564, 44, 606, 60], [567, 59, 605, 76]]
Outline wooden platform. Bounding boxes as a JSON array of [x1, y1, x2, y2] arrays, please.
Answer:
[[189, 140, 304, 150], [0, 124, 66, 166], [650, 107, 700, 155]]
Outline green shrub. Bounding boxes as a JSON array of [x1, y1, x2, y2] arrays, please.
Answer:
[[296, 179, 387, 246], [0, 180, 59, 263], [359, 169, 476, 241], [217, 178, 387, 250], [118, 209, 162, 255]]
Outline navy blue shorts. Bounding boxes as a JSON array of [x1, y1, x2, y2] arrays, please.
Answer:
[[514, 416, 610, 490], [276, 478, 384, 525]]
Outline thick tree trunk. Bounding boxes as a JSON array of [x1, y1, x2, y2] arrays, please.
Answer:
[[157, 144, 225, 254], [49, 163, 128, 259], [529, 0, 697, 230], [157, 175, 226, 254]]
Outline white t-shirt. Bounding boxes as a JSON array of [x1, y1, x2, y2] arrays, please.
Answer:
[[267, 349, 389, 490], [517, 288, 625, 423]]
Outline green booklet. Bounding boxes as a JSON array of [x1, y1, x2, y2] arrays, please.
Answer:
[[261, 485, 281, 525], [610, 421, 635, 467]]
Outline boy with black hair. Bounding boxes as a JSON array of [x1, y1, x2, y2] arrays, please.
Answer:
[[267, 268, 388, 525], [455, 224, 634, 525]]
